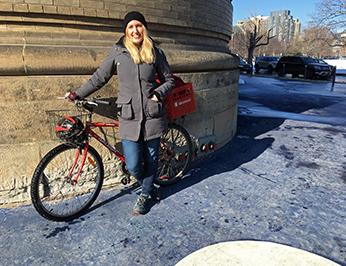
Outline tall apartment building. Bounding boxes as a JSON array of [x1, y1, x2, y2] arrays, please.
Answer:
[[235, 10, 301, 43], [293, 19, 302, 40], [268, 10, 301, 41]]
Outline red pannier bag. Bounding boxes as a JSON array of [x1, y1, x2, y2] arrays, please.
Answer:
[[158, 75, 196, 120]]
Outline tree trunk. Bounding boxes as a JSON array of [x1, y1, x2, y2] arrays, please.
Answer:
[[247, 46, 255, 68]]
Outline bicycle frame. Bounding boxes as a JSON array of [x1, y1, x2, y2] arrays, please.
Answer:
[[60, 98, 192, 187], [69, 119, 125, 185], [87, 120, 125, 162]]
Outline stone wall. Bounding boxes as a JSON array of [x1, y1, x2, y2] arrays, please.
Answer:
[[0, 0, 239, 206], [0, 0, 232, 36]]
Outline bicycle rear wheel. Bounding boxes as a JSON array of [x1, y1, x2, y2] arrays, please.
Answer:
[[31, 144, 104, 222], [155, 123, 193, 185]]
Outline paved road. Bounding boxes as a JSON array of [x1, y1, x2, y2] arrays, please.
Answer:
[[1, 76, 345, 265]]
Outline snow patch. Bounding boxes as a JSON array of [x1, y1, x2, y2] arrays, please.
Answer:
[[324, 59, 346, 74], [239, 78, 245, 84]]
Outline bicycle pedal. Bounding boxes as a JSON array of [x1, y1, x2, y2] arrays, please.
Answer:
[[120, 177, 130, 185]]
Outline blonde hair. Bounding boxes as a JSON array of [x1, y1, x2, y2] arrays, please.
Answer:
[[124, 27, 155, 65]]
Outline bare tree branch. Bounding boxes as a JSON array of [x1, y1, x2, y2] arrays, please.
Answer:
[[256, 35, 276, 48], [312, 0, 346, 30]]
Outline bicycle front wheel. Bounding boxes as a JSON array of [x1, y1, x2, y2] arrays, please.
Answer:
[[31, 144, 104, 222], [155, 123, 193, 185]]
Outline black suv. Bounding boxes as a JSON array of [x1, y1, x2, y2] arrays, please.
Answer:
[[255, 56, 280, 74], [276, 56, 332, 79]]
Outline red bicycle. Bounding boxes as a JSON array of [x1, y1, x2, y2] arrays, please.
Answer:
[[30, 98, 193, 222]]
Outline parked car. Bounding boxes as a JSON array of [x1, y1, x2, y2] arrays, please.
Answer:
[[238, 57, 252, 74], [275, 56, 332, 79], [255, 56, 280, 74]]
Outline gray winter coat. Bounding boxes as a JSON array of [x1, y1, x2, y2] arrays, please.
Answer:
[[75, 37, 175, 141]]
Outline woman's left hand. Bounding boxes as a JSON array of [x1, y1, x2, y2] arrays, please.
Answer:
[[150, 94, 159, 102]]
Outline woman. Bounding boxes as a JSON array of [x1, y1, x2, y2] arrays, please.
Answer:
[[66, 11, 175, 215]]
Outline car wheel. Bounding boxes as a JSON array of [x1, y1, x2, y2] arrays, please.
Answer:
[[278, 68, 284, 77], [306, 70, 314, 79]]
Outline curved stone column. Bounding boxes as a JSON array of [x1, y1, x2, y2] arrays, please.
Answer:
[[0, 0, 239, 205]]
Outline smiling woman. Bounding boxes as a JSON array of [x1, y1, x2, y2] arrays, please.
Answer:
[[126, 20, 144, 44], [123, 13, 154, 66], [66, 11, 176, 215]]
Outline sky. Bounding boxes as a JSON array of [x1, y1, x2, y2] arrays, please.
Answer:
[[232, 0, 321, 28]]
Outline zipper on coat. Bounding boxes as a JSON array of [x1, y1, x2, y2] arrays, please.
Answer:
[[137, 64, 147, 140]]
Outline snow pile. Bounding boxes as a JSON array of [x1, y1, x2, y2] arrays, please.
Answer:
[[324, 59, 346, 74]]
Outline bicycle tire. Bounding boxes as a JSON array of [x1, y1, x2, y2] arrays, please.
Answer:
[[31, 144, 104, 222], [155, 123, 193, 185]]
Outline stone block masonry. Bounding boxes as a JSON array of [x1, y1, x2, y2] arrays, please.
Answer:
[[0, 0, 232, 36]]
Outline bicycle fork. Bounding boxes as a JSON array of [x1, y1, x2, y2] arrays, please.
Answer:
[[67, 143, 90, 185]]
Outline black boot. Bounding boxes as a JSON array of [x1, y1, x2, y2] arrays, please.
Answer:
[[133, 194, 150, 215], [150, 186, 161, 201]]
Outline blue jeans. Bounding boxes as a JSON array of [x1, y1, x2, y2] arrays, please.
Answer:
[[122, 137, 161, 196]]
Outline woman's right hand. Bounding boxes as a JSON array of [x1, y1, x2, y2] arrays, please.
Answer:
[[65, 91, 78, 102]]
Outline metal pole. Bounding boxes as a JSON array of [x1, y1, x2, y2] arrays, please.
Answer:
[[283, 64, 285, 76], [331, 66, 336, 92]]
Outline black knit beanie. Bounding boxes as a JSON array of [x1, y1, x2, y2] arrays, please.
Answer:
[[123, 11, 147, 32]]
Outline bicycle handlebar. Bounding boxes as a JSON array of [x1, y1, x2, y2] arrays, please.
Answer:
[[76, 99, 111, 106], [57, 96, 111, 106], [57, 96, 112, 113]]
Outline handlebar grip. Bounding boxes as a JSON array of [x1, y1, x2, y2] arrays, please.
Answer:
[[93, 99, 111, 105]]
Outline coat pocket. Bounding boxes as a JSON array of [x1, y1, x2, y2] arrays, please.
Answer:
[[147, 98, 164, 118], [116, 96, 133, 120]]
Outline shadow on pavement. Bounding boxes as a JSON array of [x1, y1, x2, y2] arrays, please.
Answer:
[[80, 115, 283, 216], [240, 92, 343, 114], [158, 115, 284, 200], [85, 81, 346, 214], [87, 183, 140, 213], [76, 78, 346, 216]]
